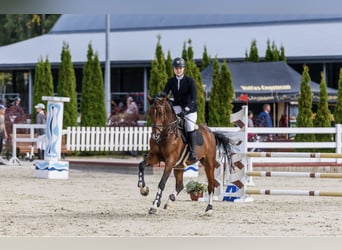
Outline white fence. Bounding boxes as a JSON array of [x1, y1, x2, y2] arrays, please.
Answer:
[[7, 121, 342, 165], [8, 123, 46, 165], [65, 126, 152, 151]]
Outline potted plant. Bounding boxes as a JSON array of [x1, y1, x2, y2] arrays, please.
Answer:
[[185, 180, 207, 201]]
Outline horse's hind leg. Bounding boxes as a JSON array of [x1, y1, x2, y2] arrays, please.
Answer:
[[163, 168, 184, 209], [202, 158, 216, 213]]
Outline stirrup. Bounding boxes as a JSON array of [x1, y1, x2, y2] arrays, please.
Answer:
[[188, 153, 198, 164]]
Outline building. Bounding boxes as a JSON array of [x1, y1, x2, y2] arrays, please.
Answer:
[[0, 13, 342, 115]]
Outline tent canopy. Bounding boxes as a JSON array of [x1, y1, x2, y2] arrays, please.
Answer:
[[201, 61, 338, 103]]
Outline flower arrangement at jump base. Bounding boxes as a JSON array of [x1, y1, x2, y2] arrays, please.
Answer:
[[185, 180, 207, 201]]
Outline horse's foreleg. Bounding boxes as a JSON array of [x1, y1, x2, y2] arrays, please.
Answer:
[[163, 169, 184, 209], [149, 166, 173, 214], [138, 161, 149, 196]]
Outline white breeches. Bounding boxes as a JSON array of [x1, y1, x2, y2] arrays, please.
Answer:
[[37, 135, 46, 150], [173, 105, 197, 132]]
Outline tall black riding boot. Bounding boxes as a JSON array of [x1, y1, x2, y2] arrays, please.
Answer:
[[41, 150, 45, 160], [37, 149, 41, 160], [187, 131, 198, 164]]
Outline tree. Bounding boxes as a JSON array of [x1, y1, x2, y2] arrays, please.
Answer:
[[265, 39, 273, 61], [245, 39, 259, 62], [57, 42, 78, 128], [271, 41, 279, 61], [149, 35, 168, 97], [0, 14, 60, 46], [33, 57, 54, 122], [201, 45, 211, 71], [265, 39, 286, 62], [80, 44, 106, 126], [165, 50, 174, 79], [208, 59, 234, 127], [220, 60, 234, 127], [184, 40, 206, 124], [295, 65, 315, 145], [208, 58, 221, 126], [334, 68, 342, 124], [314, 72, 333, 151], [279, 45, 286, 62]]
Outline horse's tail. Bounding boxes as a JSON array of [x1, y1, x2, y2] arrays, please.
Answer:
[[213, 131, 234, 173]]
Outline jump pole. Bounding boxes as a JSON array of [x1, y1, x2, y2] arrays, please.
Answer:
[[247, 171, 342, 178], [247, 152, 342, 158], [246, 189, 342, 197]]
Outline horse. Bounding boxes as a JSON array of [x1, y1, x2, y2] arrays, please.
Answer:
[[137, 93, 234, 214]]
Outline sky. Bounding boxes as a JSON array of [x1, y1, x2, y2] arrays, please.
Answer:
[[2, 0, 342, 14]]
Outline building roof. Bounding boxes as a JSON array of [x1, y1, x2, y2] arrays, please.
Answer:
[[201, 61, 338, 103], [50, 14, 342, 33], [2, 14, 342, 69]]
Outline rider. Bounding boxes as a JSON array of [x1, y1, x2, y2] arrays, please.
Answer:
[[163, 57, 198, 164]]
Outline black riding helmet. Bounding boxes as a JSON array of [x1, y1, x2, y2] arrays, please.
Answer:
[[172, 57, 186, 67]]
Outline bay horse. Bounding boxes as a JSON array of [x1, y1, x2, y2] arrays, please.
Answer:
[[137, 93, 234, 214]]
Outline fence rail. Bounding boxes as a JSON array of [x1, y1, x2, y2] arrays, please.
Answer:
[[65, 126, 152, 151], [59, 125, 342, 153]]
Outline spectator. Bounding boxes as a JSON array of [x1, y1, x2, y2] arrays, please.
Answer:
[[247, 110, 257, 141], [0, 105, 8, 161], [125, 96, 138, 116], [35, 103, 46, 160], [257, 104, 273, 128], [10, 96, 21, 107], [124, 96, 139, 125], [257, 104, 273, 141], [279, 114, 288, 127]]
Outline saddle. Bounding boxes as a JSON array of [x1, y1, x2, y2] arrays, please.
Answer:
[[177, 115, 204, 146]]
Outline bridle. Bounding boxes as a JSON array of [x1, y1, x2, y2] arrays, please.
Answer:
[[150, 97, 179, 143]]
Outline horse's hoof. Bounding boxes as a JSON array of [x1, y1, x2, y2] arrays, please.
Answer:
[[169, 193, 176, 201], [205, 204, 213, 213], [148, 207, 157, 215], [163, 204, 168, 209], [140, 186, 149, 196]]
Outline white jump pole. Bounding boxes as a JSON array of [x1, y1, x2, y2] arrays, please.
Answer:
[[35, 96, 70, 179], [247, 152, 342, 158], [248, 171, 342, 179], [246, 189, 342, 197]]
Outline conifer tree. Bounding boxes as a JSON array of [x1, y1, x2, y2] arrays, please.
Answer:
[[220, 60, 234, 127], [181, 42, 188, 61], [201, 45, 211, 71], [334, 68, 342, 124], [295, 65, 315, 145], [57, 42, 78, 128], [165, 50, 173, 79], [185, 40, 206, 124], [208, 59, 234, 127], [279, 45, 286, 62], [245, 39, 259, 62], [271, 41, 279, 61], [149, 35, 168, 97], [314, 72, 333, 151], [208, 58, 221, 126], [92, 53, 107, 125], [33, 57, 54, 122], [265, 39, 273, 61], [80, 43, 106, 126]]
